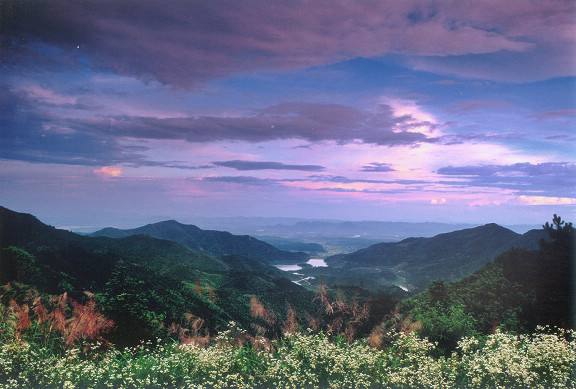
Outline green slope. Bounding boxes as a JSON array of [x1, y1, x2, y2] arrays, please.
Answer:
[[393, 216, 574, 350], [321, 223, 544, 290], [0, 206, 315, 345], [92, 220, 308, 263]]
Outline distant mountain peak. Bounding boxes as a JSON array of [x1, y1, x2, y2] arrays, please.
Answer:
[[454, 223, 515, 235], [476, 223, 520, 235], [91, 218, 307, 263], [481, 222, 505, 229], [154, 219, 183, 225], [145, 219, 201, 230], [326, 220, 538, 290]]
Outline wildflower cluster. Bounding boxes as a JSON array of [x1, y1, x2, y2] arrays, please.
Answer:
[[0, 323, 574, 388], [455, 326, 576, 388]]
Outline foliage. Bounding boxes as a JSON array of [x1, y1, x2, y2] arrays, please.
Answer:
[[0, 207, 317, 344], [0, 325, 574, 388], [325, 223, 541, 290], [0, 247, 45, 286], [411, 302, 478, 352], [394, 215, 575, 350], [1, 290, 572, 388]]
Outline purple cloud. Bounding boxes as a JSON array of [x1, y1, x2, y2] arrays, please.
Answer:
[[408, 1, 575, 81], [437, 162, 576, 177], [437, 162, 576, 197], [4, 0, 564, 86], [531, 109, 576, 121], [361, 162, 395, 172], [79, 102, 433, 146], [309, 187, 416, 195], [213, 160, 325, 172], [448, 99, 512, 114], [201, 176, 279, 186], [198, 174, 430, 188], [304, 175, 429, 185], [0, 85, 434, 167], [0, 87, 207, 169], [0, 86, 138, 166], [199, 163, 576, 200]]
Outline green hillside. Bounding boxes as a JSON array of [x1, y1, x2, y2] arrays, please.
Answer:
[[388, 215, 574, 350], [0, 206, 315, 345], [92, 220, 308, 263], [319, 223, 545, 290]]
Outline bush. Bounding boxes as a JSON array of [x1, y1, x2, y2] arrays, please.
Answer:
[[0, 324, 574, 388]]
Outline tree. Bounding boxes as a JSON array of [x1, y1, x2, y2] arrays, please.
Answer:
[[536, 214, 574, 328], [542, 214, 574, 253], [0, 247, 43, 285], [428, 281, 448, 305]]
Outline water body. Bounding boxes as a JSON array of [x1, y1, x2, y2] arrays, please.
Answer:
[[275, 264, 302, 271], [275, 258, 328, 272], [307, 258, 327, 267], [275, 258, 328, 285]]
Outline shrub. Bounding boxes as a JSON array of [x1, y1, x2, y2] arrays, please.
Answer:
[[0, 323, 574, 388]]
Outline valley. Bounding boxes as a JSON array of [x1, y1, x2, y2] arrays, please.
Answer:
[[274, 257, 328, 285]]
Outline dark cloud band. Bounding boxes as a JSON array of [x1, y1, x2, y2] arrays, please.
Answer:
[[213, 160, 325, 171], [3, 0, 570, 85]]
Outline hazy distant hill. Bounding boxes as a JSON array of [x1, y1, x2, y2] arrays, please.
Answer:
[[92, 220, 308, 263], [217, 220, 475, 240], [192, 217, 537, 238], [0, 206, 314, 344], [254, 236, 325, 255], [319, 224, 545, 290]]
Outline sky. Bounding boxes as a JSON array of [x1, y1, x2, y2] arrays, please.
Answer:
[[0, 0, 575, 228]]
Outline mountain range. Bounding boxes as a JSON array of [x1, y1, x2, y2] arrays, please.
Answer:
[[189, 217, 537, 238], [91, 221, 308, 263], [301, 224, 546, 291], [395, 217, 574, 346], [0, 205, 556, 345], [0, 206, 314, 344]]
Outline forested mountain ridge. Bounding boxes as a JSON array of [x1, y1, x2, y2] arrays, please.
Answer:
[[1, 206, 568, 348], [324, 223, 546, 289], [0, 206, 314, 344], [388, 215, 575, 351], [92, 220, 308, 263]]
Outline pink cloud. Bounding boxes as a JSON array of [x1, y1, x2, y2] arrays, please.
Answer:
[[94, 166, 123, 177], [468, 199, 505, 207], [518, 195, 576, 206]]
